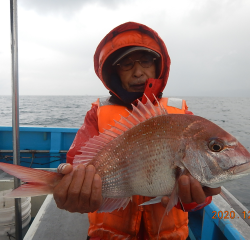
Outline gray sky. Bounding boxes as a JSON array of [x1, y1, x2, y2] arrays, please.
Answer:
[[0, 0, 249, 97]]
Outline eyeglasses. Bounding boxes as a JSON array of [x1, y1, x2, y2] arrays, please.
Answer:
[[116, 55, 157, 71]]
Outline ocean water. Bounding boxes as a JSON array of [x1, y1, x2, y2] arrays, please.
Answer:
[[0, 95, 250, 208]]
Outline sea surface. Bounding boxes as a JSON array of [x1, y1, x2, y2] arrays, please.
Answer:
[[0, 95, 250, 208]]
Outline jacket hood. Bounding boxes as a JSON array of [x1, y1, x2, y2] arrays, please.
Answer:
[[94, 22, 171, 103]]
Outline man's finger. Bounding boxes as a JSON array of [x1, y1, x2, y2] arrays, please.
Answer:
[[79, 165, 96, 207], [203, 186, 221, 197], [189, 176, 206, 204], [89, 174, 102, 212], [57, 163, 73, 174], [63, 165, 86, 211], [53, 171, 74, 208], [178, 175, 192, 204], [161, 196, 169, 208]]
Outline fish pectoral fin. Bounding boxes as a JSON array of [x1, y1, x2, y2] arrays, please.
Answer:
[[97, 197, 132, 213], [5, 182, 53, 198], [139, 196, 163, 206], [166, 182, 179, 214]]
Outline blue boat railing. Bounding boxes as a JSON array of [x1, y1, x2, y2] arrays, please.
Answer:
[[0, 126, 78, 168], [189, 187, 250, 240]]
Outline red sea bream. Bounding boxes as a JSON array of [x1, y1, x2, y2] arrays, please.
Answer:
[[1, 97, 250, 213]]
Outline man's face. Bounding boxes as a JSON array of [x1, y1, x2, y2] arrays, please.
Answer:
[[116, 51, 156, 92]]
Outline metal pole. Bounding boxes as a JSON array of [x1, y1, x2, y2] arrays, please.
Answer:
[[10, 0, 22, 239]]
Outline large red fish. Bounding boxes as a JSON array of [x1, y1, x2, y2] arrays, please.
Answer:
[[1, 97, 250, 213]]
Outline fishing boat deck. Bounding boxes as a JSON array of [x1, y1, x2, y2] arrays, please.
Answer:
[[22, 187, 250, 240], [0, 170, 89, 240], [24, 194, 89, 240]]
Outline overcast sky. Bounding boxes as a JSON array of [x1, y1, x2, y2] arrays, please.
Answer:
[[0, 0, 249, 97]]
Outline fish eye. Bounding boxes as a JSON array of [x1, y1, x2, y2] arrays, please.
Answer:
[[208, 139, 224, 152]]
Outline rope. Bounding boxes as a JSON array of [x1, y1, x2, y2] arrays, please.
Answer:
[[0, 153, 66, 166]]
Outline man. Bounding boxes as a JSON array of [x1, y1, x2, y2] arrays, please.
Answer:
[[54, 22, 221, 240]]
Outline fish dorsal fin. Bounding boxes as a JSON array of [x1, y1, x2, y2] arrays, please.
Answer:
[[73, 95, 167, 166]]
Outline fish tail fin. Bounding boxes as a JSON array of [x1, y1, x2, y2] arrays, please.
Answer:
[[0, 162, 62, 198], [6, 183, 54, 198]]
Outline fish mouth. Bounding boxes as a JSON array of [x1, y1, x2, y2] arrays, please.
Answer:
[[229, 161, 250, 175]]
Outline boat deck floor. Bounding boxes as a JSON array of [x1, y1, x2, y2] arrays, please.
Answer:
[[0, 168, 89, 240], [24, 194, 89, 240]]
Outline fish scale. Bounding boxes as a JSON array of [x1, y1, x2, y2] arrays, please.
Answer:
[[92, 115, 194, 198]]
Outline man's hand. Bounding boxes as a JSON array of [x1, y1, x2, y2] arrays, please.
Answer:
[[53, 163, 102, 213], [161, 174, 221, 208]]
